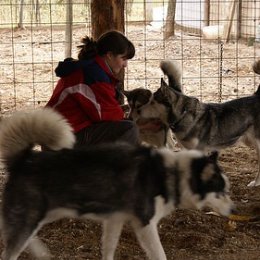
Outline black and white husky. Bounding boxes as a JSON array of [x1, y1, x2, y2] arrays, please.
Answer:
[[0, 108, 234, 260]]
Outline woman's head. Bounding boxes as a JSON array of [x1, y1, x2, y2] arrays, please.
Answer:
[[78, 30, 135, 74], [96, 30, 135, 59]]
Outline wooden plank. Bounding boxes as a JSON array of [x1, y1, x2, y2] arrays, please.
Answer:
[[223, 0, 237, 42], [204, 0, 210, 26], [65, 0, 73, 58]]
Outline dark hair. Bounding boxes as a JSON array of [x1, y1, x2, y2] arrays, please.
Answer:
[[77, 30, 135, 60]]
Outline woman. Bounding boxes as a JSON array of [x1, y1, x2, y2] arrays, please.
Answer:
[[46, 30, 140, 146]]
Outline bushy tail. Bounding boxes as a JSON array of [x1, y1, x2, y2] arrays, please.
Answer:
[[0, 108, 75, 162], [160, 60, 182, 92]]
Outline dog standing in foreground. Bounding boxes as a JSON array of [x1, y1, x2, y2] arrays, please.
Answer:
[[0, 108, 234, 260], [138, 59, 260, 187]]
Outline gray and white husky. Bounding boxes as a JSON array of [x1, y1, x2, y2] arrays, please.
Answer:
[[138, 59, 260, 187], [0, 108, 234, 260], [123, 88, 176, 148]]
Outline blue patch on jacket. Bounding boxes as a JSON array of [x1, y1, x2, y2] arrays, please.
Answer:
[[55, 58, 111, 85]]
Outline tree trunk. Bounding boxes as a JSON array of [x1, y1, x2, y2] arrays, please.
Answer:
[[204, 0, 210, 26], [18, 0, 25, 29], [65, 0, 73, 58], [164, 0, 176, 39], [90, 0, 125, 104], [145, 0, 153, 24], [91, 0, 125, 39], [35, 0, 41, 25]]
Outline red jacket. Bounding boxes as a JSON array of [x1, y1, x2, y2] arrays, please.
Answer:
[[46, 56, 124, 133]]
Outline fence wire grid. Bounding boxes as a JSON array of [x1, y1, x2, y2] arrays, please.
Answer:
[[0, 0, 260, 114]]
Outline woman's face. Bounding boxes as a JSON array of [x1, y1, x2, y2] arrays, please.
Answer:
[[105, 52, 128, 75]]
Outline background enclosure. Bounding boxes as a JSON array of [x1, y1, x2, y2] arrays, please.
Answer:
[[0, 1, 259, 260], [0, 0, 260, 114]]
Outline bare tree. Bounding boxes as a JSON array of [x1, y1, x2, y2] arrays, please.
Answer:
[[91, 0, 125, 40], [18, 0, 41, 28], [204, 0, 210, 26], [145, 0, 153, 24], [65, 0, 73, 58], [18, 0, 25, 29], [35, 0, 41, 25], [164, 0, 176, 39]]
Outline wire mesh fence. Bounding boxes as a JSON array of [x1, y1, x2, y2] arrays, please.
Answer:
[[0, 0, 260, 115]]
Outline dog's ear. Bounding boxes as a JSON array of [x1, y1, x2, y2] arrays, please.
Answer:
[[160, 78, 168, 88], [160, 78, 170, 95], [152, 78, 171, 103], [122, 90, 131, 98]]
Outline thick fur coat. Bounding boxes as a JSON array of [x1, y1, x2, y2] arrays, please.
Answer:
[[0, 108, 233, 260], [138, 59, 260, 187]]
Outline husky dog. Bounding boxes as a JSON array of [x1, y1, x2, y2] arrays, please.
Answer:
[[123, 88, 176, 148], [0, 108, 234, 260], [139, 59, 260, 187]]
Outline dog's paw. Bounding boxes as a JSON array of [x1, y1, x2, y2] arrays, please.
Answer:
[[247, 180, 255, 187], [247, 180, 260, 187]]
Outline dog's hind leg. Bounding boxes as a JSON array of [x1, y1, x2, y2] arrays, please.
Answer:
[[1, 203, 47, 260], [101, 214, 125, 260], [1, 224, 42, 260], [248, 140, 260, 187], [131, 219, 167, 260]]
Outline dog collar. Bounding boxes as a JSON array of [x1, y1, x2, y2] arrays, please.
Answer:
[[169, 110, 187, 131]]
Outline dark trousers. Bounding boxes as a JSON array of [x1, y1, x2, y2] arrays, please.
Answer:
[[74, 120, 140, 147]]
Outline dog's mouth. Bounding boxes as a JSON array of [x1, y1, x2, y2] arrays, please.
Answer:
[[136, 118, 165, 133]]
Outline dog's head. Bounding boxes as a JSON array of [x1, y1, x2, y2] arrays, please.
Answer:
[[129, 79, 179, 124], [160, 149, 234, 216], [123, 88, 166, 133], [137, 79, 201, 133], [123, 88, 153, 121]]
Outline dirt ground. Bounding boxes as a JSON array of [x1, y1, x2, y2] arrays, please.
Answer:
[[0, 25, 259, 259]]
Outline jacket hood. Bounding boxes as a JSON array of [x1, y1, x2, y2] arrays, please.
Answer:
[[55, 58, 93, 78]]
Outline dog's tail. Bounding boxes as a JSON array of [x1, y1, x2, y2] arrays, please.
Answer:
[[0, 108, 75, 162], [160, 60, 182, 92]]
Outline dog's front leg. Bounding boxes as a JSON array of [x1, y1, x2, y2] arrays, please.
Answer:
[[131, 219, 167, 260], [101, 214, 125, 260]]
